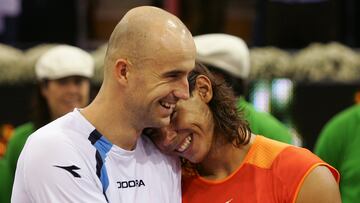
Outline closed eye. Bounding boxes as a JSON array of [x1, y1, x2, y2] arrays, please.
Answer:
[[163, 70, 186, 79]]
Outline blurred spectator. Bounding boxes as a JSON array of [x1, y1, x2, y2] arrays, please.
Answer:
[[314, 104, 360, 203], [194, 33, 293, 144], [0, 159, 11, 203], [1, 44, 94, 201]]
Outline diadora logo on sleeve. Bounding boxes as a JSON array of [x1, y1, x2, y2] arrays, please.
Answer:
[[54, 165, 81, 178], [117, 179, 145, 189]]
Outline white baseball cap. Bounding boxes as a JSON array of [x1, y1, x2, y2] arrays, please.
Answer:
[[194, 33, 250, 79], [35, 45, 95, 80]]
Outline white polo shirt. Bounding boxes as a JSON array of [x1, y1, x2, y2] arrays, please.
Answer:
[[12, 109, 181, 203]]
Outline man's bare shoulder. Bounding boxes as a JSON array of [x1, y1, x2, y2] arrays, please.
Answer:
[[296, 165, 341, 203]]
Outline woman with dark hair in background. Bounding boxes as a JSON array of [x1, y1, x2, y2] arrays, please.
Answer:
[[1, 45, 94, 202]]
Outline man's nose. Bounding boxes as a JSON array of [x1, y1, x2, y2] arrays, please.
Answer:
[[173, 77, 189, 100]]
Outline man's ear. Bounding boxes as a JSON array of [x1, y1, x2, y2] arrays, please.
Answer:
[[195, 75, 213, 103], [114, 59, 131, 85]]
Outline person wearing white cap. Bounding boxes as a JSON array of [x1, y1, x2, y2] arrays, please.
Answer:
[[11, 6, 195, 202], [194, 33, 293, 144], [3, 44, 94, 201]]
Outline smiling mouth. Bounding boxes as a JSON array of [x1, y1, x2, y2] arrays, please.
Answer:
[[176, 135, 192, 152], [160, 101, 175, 110]]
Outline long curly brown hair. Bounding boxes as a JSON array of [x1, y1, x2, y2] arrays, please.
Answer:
[[182, 62, 251, 176]]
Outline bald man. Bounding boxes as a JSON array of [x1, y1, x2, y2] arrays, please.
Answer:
[[12, 6, 196, 203]]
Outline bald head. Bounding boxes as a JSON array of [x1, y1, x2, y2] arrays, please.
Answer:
[[84, 6, 196, 142], [104, 6, 195, 77]]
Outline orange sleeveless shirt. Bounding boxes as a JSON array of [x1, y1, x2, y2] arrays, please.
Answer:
[[182, 136, 339, 203]]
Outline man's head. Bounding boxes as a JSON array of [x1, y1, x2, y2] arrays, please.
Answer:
[[149, 62, 250, 163], [102, 6, 196, 129], [35, 45, 94, 121], [194, 33, 250, 96]]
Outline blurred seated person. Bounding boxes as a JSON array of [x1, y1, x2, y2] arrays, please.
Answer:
[[148, 62, 341, 203], [3, 44, 94, 191], [0, 159, 11, 203], [315, 104, 360, 203], [194, 33, 293, 144]]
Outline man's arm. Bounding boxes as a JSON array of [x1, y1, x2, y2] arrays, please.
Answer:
[[296, 166, 341, 203]]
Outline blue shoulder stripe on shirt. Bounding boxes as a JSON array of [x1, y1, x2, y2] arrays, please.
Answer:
[[89, 129, 112, 202]]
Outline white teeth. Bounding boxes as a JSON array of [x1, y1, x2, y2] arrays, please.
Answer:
[[177, 136, 192, 152], [160, 101, 175, 110]]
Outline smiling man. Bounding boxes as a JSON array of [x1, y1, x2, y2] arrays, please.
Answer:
[[12, 6, 196, 203]]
